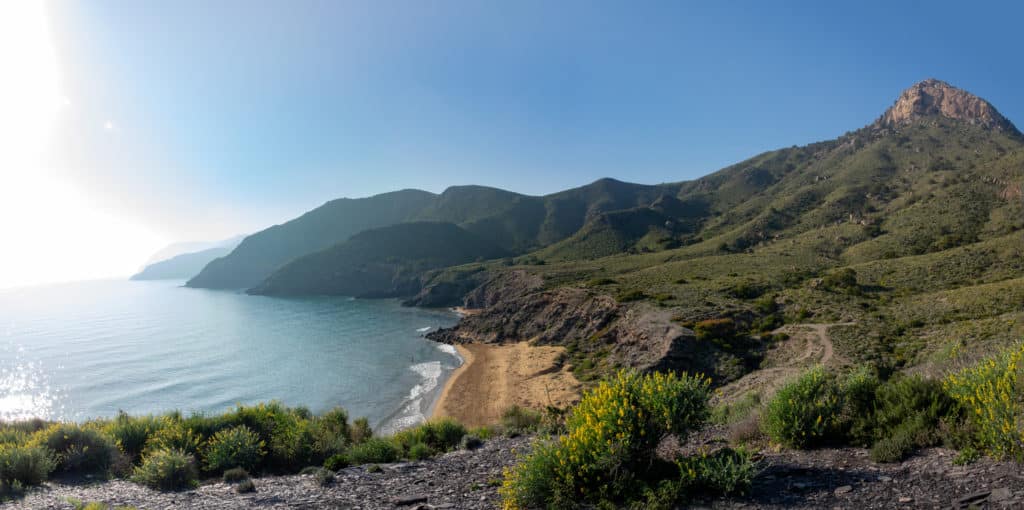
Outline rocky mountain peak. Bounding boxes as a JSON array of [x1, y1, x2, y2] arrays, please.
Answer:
[[875, 79, 1018, 134]]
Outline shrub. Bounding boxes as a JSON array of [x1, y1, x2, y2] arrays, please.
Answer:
[[144, 422, 203, 457], [393, 419, 466, 454], [761, 366, 842, 448], [821, 268, 859, 294], [32, 423, 117, 475], [501, 406, 543, 435], [349, 418, 373, 444], [407, 442, 432, 461], [236, 478, 256, 493], [693, 318, 737, 342], [726, 282, 765, 300], [945, 343, 1024, 461], [105, 413, 161, 462], [131, 448, 198, 491], [314, 467, 334, 486], [460, 434, 483, 451], [0, 429, 28, 446], [346, 438, 401, 465], [839, 366, 881, 446], [311, 407, 350, 458], [864, 375, 956, 462], [203, 425, 265, 473], [676, 447, 755, 496], [67, 500, 139, 510], [323, 453, 349, 471], [0, 444, 54, 486], [711, 392, 761, 425], [500, 370, 711, 508], [615, 289, 647, 303], [222, 467, 250, 483], [265, 414, 317, 472]]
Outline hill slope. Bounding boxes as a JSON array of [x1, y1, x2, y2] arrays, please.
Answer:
[[421, 79, 1024, 382], [131, 246, 234, 281], [187, 180, 679, 290], [248, 222, 510, 297]]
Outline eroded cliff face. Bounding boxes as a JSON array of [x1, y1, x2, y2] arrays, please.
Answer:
[[426, 270, 748, 382], [875, 79, 1019, 134]]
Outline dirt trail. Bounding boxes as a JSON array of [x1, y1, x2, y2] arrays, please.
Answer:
[[713, 323, 854, 405]]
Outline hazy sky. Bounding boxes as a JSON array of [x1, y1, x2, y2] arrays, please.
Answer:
[[2, 0, 1023, 287]]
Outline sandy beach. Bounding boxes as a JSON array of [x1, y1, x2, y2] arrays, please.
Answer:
[[431, 342, 582, 428]]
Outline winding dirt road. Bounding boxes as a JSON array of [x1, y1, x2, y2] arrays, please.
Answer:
[[713, 323, 854, 404]]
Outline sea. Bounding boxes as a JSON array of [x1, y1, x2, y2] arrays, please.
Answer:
[[0, 279, 462, 433]]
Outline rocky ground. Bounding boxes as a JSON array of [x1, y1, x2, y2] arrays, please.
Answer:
[[3, 435, 1022, 509]]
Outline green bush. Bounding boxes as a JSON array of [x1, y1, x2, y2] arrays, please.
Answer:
[[66, 500, 139, 510], [839, 366, 881, 446], [393, 419, 466, 454], [313, 466, 334, 486], [323, 453, 349, 470], [144, 421, 203, 457], [265, 414, 318, 472], [32, 423, 117, 474], [615, 289, 647, 302], [349, 417, 373, 444], [500, 370, 711, 509], [460, 434, 483, 450], [131, 448, 198, 491], [0, 429, 28, 446], [0, 444, 54, 486], [105, 413, 161, 462], [311, 407, 350, 458], [346, 437, 401, 465], [864, 375, 956, 462], [236, 478, 256, 493], [945, 343, 1024, 461], [407, 442, 433, 461], [222, 467, 250, 483], [501, 406, 543, 435], [761, 366, 842, 448], [676, 447, 755, 496], [203, 425, 265, 473], [711, 392, 761, 426]]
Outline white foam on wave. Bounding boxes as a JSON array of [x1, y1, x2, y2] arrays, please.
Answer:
[[378, 361, 443, 435], [416, 326, 432, 333], [434, 343, 463, 370]]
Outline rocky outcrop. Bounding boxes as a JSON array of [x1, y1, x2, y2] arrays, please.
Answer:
[[875, 78, 1019, 134], [425, 270, 745, 377], [427, 285, 618, 347], [609, 307, 713, 372]]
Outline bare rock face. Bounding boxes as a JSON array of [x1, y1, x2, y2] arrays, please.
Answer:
[[875, 79, 1019, 134]]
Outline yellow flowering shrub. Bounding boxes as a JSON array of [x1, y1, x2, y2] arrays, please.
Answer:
[[500, 370, 711, 509], [944, 342, 1024, 461]]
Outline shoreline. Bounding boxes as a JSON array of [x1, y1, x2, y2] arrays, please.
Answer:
[[430, 341, 582, 428]]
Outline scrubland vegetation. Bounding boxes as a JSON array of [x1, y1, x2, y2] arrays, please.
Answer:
[[0, 402, 475, 499], [2, 341, 1021, 507]]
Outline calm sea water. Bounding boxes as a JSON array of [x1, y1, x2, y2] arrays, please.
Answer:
[[0, 279, 460, 433]]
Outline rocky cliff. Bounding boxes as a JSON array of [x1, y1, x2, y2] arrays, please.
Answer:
[[875, 78, 1019, 134]]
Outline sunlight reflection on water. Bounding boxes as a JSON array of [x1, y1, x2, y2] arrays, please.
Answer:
[[0, 356, 62, 421]]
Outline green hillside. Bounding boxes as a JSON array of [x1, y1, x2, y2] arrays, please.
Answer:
[[194, 79, 1024, 376], [248, 222, 509, 297], [187, 180, 679, 290], [416, 80, 1024, 377]]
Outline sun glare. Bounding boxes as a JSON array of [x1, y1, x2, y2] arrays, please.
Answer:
[[0, 3, 164, 289]]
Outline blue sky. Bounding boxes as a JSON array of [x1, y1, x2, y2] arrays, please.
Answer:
[[44, 0, 1024, 242]]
